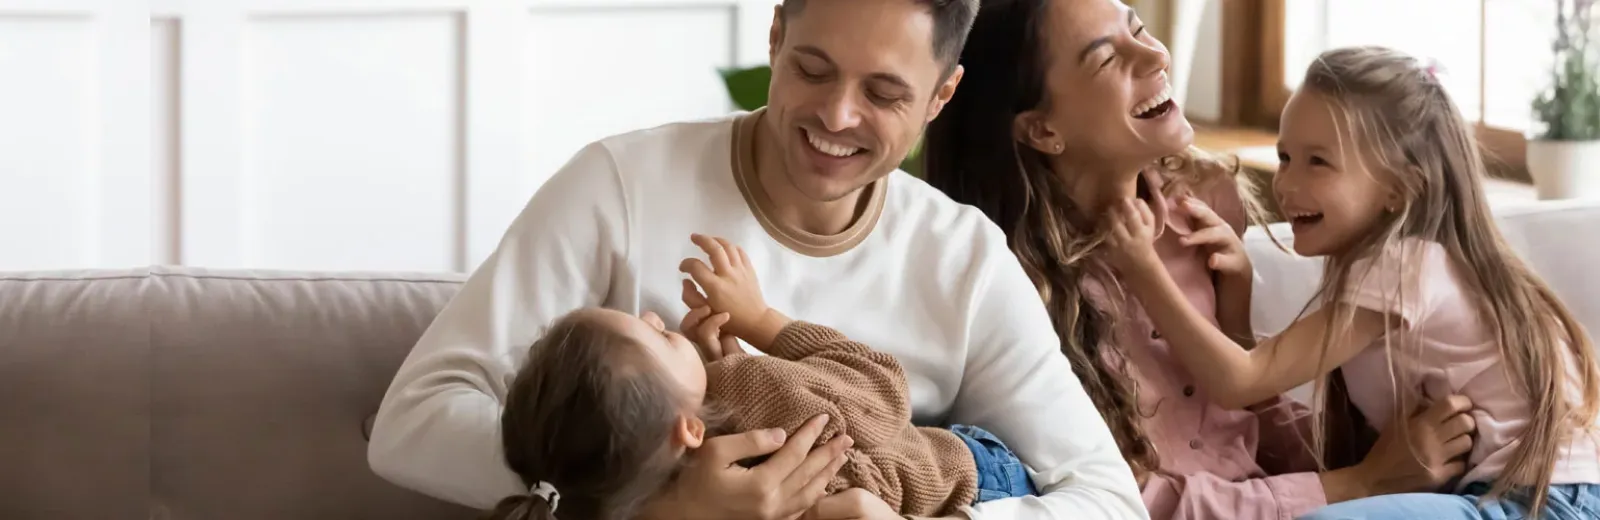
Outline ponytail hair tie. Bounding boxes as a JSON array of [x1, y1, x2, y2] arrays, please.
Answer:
[[530, 481, 560, 513], [1423, 58, 1446, 81]]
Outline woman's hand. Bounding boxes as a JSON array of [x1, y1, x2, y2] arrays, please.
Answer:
[[802, 489, 903, 520], [1103, 198, 1161, 273], [645, 415, 855, 520], [679, 301, 743, 362]]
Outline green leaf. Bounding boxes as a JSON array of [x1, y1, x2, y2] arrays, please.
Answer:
[[1531, 1, 1600, 141], [719, 66, 771, 111]]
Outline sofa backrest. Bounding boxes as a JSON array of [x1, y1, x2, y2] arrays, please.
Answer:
[[0, 267, 478, 520], [1245, 198, 1600, 344]]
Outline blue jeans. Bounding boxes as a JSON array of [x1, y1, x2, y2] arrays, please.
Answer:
[[949, 424, 1038, 503], [1296, 482, 1600, 520]]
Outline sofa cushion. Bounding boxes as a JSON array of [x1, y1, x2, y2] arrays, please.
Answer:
[[0, 266, 481, 519], [0, 269, 151, 520]]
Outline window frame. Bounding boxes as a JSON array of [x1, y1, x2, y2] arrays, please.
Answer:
[[1220, 0, 1530, 182]]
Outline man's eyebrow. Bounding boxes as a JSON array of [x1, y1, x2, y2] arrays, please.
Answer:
[[793, 45, 834, 64], [795, 45, 911, 91]]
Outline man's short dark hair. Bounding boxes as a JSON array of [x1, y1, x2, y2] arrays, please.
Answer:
[[780, 0, 979, 76]]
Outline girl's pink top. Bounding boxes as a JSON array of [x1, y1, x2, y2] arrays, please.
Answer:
[[1339, 238, 1600, 490]]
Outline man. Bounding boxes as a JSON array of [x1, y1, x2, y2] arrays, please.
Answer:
[[367, 1, 1147, 518]]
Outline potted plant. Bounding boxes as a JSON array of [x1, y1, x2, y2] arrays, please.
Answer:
[[1527, 0, 1600, 200], [720, 65, 925, 177]]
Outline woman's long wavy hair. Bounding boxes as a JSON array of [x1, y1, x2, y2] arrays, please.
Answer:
[[921, 0, 1265, 482]]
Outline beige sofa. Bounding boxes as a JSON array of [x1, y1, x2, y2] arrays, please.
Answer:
[[2, 199, 1595, 519]]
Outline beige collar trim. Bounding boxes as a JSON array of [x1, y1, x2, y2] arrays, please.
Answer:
[[730, 108, 886, 258]]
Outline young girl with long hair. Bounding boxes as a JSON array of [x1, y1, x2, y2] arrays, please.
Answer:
[[1104, 46, 1600, 519]]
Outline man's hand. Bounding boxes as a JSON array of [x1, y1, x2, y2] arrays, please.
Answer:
[[1321, 395, 1476, 502], [1103, 198, 1161, 273], [648, 415, 855, 520], [802, 489, 903, 520], [1177, 196, 1251, 280]]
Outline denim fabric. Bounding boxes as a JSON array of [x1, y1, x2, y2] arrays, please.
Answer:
[[949, 424, 1039, 504], [1296, 482, 1600, 520]]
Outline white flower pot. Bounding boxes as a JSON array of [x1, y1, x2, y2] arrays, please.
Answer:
[[1526, 139, 1600, 200]]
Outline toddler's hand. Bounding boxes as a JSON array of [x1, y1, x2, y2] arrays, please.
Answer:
[[1104, 198, 1160, 272], [679, 234, 772, 339], [1179, 196, 1252, 280], [679, 304, 744, 362]]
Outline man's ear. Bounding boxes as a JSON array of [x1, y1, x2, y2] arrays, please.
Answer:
[[1013, 110, 1063, 155], [768, 5, 784, 63], [925, 65, 964, 123], [675, 415, 706, 450]]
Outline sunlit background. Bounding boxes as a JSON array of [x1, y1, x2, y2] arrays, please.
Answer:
[[0, 0, 1574, 272]]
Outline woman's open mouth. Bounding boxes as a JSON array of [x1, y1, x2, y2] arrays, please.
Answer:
[[1132, 86, 1176, 119]]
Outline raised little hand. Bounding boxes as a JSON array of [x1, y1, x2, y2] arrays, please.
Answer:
[[1103, 197, 1160, 272], [678, 303, 743, 362], [678, 234, 775, 340], [1178, 196, 1252, 280]]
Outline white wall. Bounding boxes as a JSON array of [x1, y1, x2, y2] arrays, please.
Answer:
[[1127, 0, 1223, 123], [0, 0, 775, 272]]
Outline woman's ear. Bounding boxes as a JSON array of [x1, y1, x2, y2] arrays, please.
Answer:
[[1013, 110, 1063, 155], [675, 414, 706, 450]]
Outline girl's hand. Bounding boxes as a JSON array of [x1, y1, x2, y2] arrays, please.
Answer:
[[1104, 198, 1161, 272], [679, 303, 744, 362], [1178, 197, 1252, 281], [679, 234, 775, 339]]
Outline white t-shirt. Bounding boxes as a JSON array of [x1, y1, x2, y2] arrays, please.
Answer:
[[1341, 238, 1600, 489], [367, 109, 1146, 519]]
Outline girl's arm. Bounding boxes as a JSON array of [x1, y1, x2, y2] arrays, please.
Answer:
[[1104, 198, 1391, 409], [1214, 271, 1257, 347], [1126, 259, 1390, 409]]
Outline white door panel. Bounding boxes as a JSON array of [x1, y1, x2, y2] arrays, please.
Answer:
[[0, 0, 776, 272]]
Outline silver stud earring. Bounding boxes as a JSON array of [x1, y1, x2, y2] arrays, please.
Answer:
[[1054, 143, 1063, 152]]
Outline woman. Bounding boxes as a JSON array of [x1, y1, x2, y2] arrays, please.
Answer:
[[921, 1, 1479, 518]]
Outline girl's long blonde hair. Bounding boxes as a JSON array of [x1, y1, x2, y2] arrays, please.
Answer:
[[1297, 46, 1599, 514]]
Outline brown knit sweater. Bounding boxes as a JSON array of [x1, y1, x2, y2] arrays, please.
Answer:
[[705, 322, 978, 516]]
